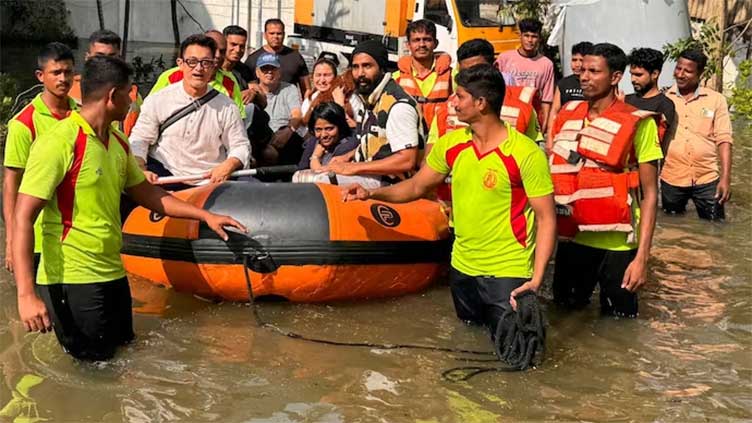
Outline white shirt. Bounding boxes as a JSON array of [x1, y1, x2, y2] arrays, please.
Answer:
[[130, 83, 251, 177]]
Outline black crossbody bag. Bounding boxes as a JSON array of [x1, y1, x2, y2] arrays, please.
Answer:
[[157, 89, 220, 138]]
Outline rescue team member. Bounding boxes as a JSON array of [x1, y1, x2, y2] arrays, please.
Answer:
[[549, 43, 662, 318], [69, 29, 142, 136], [3, 43, 77, 273], [315, 40, 424, 189], [12, 56, 246, 361], [343, 64, 556, 327], [393, 19, 452, 154], [221, 25, 267, 109], [661, 48, 733, 221], [546, 41, 593, 151], [150, 31, 247, 119], [624, 47, 676, 152], [448, 39, 543, 142], [495, 18, 555, 133]]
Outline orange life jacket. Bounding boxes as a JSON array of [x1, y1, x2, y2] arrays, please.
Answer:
[[396, 53, 452, 137], [500, 86, 536, 134], [550, 99, 657, 239]]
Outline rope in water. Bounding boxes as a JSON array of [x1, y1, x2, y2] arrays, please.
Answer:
[[241, 254, 545, 381]]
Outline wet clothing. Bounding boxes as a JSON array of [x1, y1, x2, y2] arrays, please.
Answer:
[[245, 46, 309, 87], [449, 267, 526, 328], [661, 85, 733, 188], [19, 112, 145, 284], [661, 178, 724, 221], [4, 93, 77, 253], [38, 277, 134, 361], [149, 67, 246, 119], [426, 124, 553, 279], [553, 242, 639, 317], [557, 74, 584, 105]]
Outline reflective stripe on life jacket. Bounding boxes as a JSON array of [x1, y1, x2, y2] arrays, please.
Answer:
[[500, 86, 536, 134], [550, 99, 655, 239], [396, 53, 452, 137]]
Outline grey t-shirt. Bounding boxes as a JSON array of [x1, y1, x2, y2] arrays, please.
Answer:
[[265, 82, 302, 132]]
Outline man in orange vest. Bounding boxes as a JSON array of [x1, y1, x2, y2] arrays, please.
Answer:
[[393, 19, 453, 155], [68, 29, 141, 136], [549, 43, 662, 318], [447, 39, 543, 142]]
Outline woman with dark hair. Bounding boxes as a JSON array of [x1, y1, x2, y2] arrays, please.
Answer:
[[296, 102, 358, 171]]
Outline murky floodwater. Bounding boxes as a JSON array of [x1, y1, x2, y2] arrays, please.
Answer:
[[1, 45, 751, 419]]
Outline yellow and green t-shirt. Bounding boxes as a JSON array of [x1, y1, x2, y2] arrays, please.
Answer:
[[149, 67, 246, 118], [19, 112, 146, 284], [426, 122, 553, 278], [3, 93, 78, 253], [573, 117, 663, 251]]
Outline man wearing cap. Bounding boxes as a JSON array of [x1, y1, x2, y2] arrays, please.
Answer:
[[255, 52, 305, 166], [315, 39, 424, 188]]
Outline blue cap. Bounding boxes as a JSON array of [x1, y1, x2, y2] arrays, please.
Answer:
[[257, 53, 281, 68]]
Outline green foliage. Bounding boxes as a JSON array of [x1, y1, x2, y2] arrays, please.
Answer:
[[131, 55, 168, 85], [0, 0, 76, 42], [662, 19, 732, 82], [729, 60, 752, 121], [0, 74, 18, 124], [510, 0, 550, 21]]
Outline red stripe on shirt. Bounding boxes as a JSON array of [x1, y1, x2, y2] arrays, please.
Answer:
[[496, 150, 528, 248], [445, 141, 472, 169], [222, 75, 235, 95], [15, 104, 37, 140], [57, 128, 87, 241], [168, 70, 184, 84], [112, 131, 129, 154]]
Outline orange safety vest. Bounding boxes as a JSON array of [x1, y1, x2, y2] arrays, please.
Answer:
[[70, 75, 141, 136], [500, 85, 536, 134], [396, 53, 452, 137], [550, 99, 657, 239]]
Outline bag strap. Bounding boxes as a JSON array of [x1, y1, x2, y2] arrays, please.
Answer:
[[157, 89, 220, 138]]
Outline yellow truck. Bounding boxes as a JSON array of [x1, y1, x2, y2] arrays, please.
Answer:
[[291, 0, 521, 67]]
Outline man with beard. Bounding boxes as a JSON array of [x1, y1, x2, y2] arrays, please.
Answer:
[[660, 48, 733, 221], [316, 39, 424, 188], [625, 48, 676, 153], [3, 42, 77, 274], [549, 43, 662, 319], [342, 64, 556, 328], [393, 19, 453, 152], [221, 25, 266, 109], [129, 34, 251, 188]]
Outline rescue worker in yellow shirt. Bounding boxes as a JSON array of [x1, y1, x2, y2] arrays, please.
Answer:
[[393, 19, 453, 156]]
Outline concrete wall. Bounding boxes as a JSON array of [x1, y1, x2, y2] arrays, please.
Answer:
[[65, 0, 294, 50]]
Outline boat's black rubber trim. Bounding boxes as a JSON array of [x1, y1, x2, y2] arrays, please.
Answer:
[[121, 234, 450, 265]]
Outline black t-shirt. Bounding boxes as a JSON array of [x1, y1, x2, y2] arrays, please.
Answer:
[[557, 74, 584, 104], [625, 92, 677, 145], [231, 61, 254, 90], [245, 46, 309, 86]]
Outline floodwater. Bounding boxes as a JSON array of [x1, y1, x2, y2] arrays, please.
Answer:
[[1, 44, 751, 419]]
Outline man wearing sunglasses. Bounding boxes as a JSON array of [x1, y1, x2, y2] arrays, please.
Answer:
[[129, 34, 251, 189]]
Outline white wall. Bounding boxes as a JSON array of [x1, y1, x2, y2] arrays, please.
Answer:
[[65, 0, 294, 50]]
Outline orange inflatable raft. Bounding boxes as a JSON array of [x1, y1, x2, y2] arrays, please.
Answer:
[[121, 182, 451, 302]]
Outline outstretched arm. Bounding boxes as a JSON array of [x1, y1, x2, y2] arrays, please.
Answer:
[[342, 163, 447, 203]]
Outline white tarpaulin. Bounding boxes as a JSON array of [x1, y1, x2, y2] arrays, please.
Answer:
[[547, 0, 691, 91]]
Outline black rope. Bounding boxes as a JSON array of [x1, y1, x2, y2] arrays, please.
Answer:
[[241, 253, 546, 381]]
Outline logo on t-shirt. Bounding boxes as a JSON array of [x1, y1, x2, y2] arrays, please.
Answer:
[[482, 169, 498, 190]]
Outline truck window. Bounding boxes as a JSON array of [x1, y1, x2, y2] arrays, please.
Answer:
[[455, 0, 517, 27], [424, 0, 452, 29]]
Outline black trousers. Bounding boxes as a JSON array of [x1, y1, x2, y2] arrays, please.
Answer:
[[37, 277, 134, 361], [448, 267, 526, 329], [661, 179, 725, 221]]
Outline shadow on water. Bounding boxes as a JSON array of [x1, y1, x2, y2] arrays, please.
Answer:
[[0, 118, 750, 420]]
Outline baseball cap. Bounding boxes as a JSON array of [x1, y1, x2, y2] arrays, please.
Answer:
[[257, 53, 281, 68]]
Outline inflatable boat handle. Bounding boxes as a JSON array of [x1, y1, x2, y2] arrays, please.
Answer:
[[154, 165, 299, 185]]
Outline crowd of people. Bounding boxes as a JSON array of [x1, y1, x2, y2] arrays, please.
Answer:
[[2, 16, 734, 361]]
